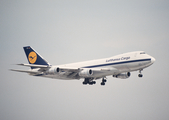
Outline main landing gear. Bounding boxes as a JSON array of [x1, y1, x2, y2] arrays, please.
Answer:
[[138, 69, 143, 78], [82, 77, 107, 86], [101, 78, 107, 86], [83, 78, 96, 85]]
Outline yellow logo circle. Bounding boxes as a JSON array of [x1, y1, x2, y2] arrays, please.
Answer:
[[28, 52, 37, 64]]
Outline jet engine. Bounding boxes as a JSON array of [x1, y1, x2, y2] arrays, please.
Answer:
[[79, 69, 93, 77], [113, 72, 131, 79], [47, 67, 59, 74]]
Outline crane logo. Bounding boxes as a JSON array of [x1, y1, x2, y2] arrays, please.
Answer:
[[28, 52, 37, 64]]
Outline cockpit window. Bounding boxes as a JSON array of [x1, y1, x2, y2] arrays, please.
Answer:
[[140, 52, 145, 54]]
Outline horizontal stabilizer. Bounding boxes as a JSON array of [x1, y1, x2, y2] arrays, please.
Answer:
[[10, 69, 41, 74], [17, 63, 51, 68]]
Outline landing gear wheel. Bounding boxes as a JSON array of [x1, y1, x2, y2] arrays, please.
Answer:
[[89, 82, 93, 85], [138, 74, 143, 77], [83, 82, 88, 85], [92, 81, 96, 84], [83, 78, 89, 85], [101, 78, 106, 86], [138, 69, 143, 78], [101, 82, 105, 86]]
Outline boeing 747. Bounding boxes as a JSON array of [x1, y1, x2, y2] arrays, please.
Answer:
[[10, 46, 155, 85]]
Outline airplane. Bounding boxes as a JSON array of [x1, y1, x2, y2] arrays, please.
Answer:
[[10, 46, 155, 86]]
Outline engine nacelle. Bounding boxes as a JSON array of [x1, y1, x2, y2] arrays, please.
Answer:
[[79, 69, 93, 77], [47, 67, 59, 74], [113, 72, 131, 79]]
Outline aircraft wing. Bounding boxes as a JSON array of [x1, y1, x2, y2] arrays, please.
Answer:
[[11, 64, 119, 79], [57, 67, 115, 72], [90, 68, 116, 71], [56, 66, 119, 79], [57, 67, 81, 72], [54, 67, 81, 78]]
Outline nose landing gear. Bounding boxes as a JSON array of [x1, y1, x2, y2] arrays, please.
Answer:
[[138, 69, 143, 77]]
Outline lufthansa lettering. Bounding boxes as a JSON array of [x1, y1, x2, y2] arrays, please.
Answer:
[[121, 57, 130, 60], [106, 57, 130, 62], [106, 58, 120, 62]]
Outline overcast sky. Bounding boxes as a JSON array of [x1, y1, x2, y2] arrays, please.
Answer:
[[1, 0, 169, 120]]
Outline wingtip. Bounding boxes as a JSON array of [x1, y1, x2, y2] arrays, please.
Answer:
[[17, 63, 24, 66], [9, 69, 14, 71]]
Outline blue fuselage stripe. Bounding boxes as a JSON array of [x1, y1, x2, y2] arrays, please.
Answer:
[[82, 58, 151, 68]]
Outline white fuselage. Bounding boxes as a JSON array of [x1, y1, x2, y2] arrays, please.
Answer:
[[33, 51, 155, 80]]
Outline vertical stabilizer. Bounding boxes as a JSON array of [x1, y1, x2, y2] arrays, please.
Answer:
[[23, 46, 50, 69]]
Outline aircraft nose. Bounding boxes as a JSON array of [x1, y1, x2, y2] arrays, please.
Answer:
[[151, 57, 156, 63]]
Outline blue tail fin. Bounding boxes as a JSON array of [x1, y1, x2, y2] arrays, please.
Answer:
[[23, 46, 50, 69]]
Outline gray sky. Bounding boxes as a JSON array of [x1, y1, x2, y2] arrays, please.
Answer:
[[0, 0, 169, 120]]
